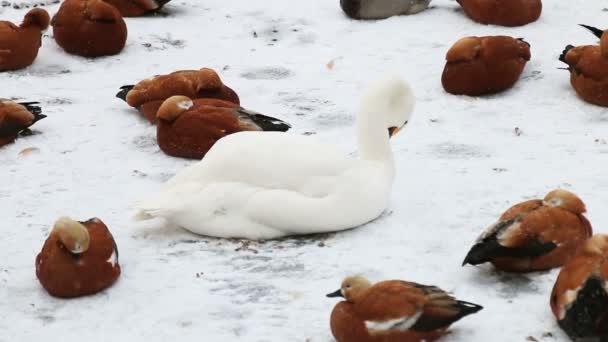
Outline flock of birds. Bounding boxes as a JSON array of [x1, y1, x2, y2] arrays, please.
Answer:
[[1, 0, 608, 341]]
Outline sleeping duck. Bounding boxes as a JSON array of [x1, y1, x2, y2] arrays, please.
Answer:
[[116, 68, 240, 124], [36, 217, 120, 298], [133, 75, 414, 240], [51, 0, 127, 57], [551, 234, 608, 341], [102, 0, 172, 17], [327, 276, 483, 342], [0, 8, 49, 71], [462, 189, 592, 272], [340, 0, 431, 20], [0, 99, 45, 147], [156, 97, 290, 159], [559, 25, 608, 107], [442, 35, 531, 96], [457, 0, 542, 27]]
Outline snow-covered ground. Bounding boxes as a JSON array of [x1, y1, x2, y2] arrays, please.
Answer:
[[2, 0, 607, 341]]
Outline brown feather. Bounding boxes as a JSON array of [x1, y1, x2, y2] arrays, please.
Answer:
[[456, 0, 542, 27], [0, 9, 48, 71], [36, 218, 121, 298], [51, 0, 127, 57], [442, 36, 530, 96]]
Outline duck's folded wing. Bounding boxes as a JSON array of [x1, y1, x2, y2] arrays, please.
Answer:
[[235, 108, 291, 132], [355, 281, 427, 335], [462, 215, 557, 265], [408, 283, 483, 331]]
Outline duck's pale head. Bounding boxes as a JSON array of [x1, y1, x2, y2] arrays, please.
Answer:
[[361, 75, 415, 139], [157, 95, 194, 122], [52, 216, 90, 254], [326, 275, 373, 302], [542, 189, 586, 214]]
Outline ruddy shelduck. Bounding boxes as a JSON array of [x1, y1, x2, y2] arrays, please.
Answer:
[[327, 276, 483, 342], [463, 189, 592, 272]]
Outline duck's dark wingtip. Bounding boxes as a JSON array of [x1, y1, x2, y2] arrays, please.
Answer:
[[579, 24, 604, 39], [559, 45, 575, 64], [116, 85, 134, 102], [457, 300, 484, 315], [516, 38, 531, 47], [18, 101, 44, 118]]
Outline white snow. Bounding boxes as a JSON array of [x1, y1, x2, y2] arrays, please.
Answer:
[[1, 0, 607, 341]]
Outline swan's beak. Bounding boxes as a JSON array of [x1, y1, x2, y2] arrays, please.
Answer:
[[326, 289, 344, 298], [388, 126, 400, 138]]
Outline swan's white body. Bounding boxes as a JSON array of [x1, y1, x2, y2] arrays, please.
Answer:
[[134, 76, 415, 240]]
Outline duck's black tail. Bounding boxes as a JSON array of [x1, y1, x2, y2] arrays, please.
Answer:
[[18, 101, 46, 122], [516, 38, 531, 47], [559, 44, 575, 65], [116, 85, 134, 102], [236, 108, 291, 132], [579, 24, 604, 39]]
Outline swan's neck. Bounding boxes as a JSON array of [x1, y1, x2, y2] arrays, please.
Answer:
[[356, 105, 394, 164]]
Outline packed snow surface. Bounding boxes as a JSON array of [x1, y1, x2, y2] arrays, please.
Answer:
[[1, 0, 607, 341]]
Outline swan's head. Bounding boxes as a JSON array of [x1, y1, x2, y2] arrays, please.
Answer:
[[361, 75, 415, 138], [51, 216, 90, 254]]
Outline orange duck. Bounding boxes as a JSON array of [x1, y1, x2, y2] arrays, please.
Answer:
[[36, 217, 120, 298], [0, 8, 49, 71], [456, 0, 542, 27], [0, 99, 46, 147], [462, 189, 592, 272], [102, 0, 172, 17], [51, 0, 127, 57], [551, 235, 608, 341], [116, 68, 240, 124], [441, 35, 531, 96], [156, 96, 290, 159], [326, 276, 483, 342], [559, 25, 608, 107]]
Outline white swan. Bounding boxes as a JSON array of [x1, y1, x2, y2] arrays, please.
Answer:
[[133, 75, 415, 240]]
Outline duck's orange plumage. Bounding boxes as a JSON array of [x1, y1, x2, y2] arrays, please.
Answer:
[[0, 8, 49, 71], [116, 68, 240, 124], [550, 235, 608, 341], [0, 100, 46, 147], [442, 36, 531, 96], [327, 276, 483, 342], [560, 25, 608, 107], [463, 189, 592, 272], [102, 0, 172, 17], [456, 0, 542, 27], [36, 217, 120, 298], [51, 0, 127, 57], [156, 96, 290, 159]]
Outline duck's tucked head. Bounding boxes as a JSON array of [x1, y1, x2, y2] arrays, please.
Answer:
[[326, 276, 372, 302], [52, 216, 90, 254], [22, 8, 50, 31], [542, 189, 586, 214], [582, 234, 608, 255], [361, 75, 415, 138], [157, 95, 194, 122]]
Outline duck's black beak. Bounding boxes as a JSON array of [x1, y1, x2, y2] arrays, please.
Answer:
[[388, 126, 400, 138], [116, 85, 134, 102], [326, 289, 344, 298]]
